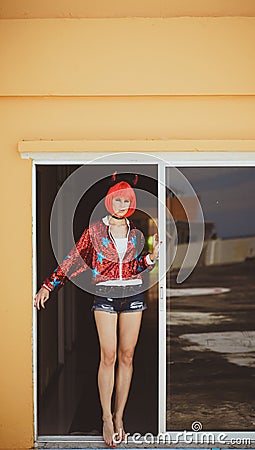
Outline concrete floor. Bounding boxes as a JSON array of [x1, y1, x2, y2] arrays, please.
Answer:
[[167, 259, 255, 432]]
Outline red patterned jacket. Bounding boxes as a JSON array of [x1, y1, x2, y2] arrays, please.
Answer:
[[42, 216, 155, 292]]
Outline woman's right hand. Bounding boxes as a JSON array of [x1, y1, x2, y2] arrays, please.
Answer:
[[34, 287, 50, 310]]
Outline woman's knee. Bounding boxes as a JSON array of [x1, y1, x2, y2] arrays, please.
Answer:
[[100, 348, 116, 367], [118, 347, 135, 366]]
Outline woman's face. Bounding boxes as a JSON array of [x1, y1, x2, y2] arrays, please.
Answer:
[[112, 196, 131, 217]]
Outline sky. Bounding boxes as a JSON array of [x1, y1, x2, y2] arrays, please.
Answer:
[[174, 167, 255, 239]]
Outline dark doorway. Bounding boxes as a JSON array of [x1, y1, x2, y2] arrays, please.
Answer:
[[36, 164, 158, 436]]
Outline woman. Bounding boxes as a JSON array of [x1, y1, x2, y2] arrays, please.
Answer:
[[34, 176, 159, 447]]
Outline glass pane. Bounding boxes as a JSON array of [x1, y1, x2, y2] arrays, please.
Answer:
[[166, 166, 255, 431]]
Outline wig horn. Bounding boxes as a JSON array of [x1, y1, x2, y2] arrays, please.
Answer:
[[111, 171, 117, 182], [133, 174, 138, 185]]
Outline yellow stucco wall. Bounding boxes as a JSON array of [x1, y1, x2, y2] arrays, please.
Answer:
[[1, 17, 255, 449], [1, 18, 255, 96]]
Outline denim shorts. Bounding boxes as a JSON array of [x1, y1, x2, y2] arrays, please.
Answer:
[[91, 285, 147, 314]]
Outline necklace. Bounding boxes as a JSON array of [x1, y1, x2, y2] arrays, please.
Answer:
[[110, 214, 125, 221]]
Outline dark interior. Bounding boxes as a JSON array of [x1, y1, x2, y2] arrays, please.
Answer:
[[36, 164, 158, 436]]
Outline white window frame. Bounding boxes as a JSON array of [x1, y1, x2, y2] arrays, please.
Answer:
[[20, 140, 255, 447]]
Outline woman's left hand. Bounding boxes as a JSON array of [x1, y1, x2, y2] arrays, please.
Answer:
[[150, 233, 161, 262]]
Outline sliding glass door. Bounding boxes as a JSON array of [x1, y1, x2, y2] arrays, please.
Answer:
[[34, 153, 255, 444], [166, 166, 255, 436]]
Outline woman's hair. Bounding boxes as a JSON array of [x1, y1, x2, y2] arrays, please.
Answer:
[[105, 181, 136, 217]]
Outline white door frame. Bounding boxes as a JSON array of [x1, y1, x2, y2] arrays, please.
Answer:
[[31, 152, 166, 445], [21, 142, 255, 446]]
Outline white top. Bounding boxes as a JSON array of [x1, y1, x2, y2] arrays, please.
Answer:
[[113, 237, 128, 261]]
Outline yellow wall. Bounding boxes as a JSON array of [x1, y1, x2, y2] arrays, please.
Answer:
[[1, 18, 255, 96], [1, 17, 255, 449]]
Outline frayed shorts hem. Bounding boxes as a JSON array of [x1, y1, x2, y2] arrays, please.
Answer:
[[91, 305, 147, 314]]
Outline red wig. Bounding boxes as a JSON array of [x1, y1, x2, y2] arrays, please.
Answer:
[[105, 181, 136, 217]]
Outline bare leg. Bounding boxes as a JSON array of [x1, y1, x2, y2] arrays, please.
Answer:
[[94, 311, 118, 447], [113, 311, 143, 440]]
